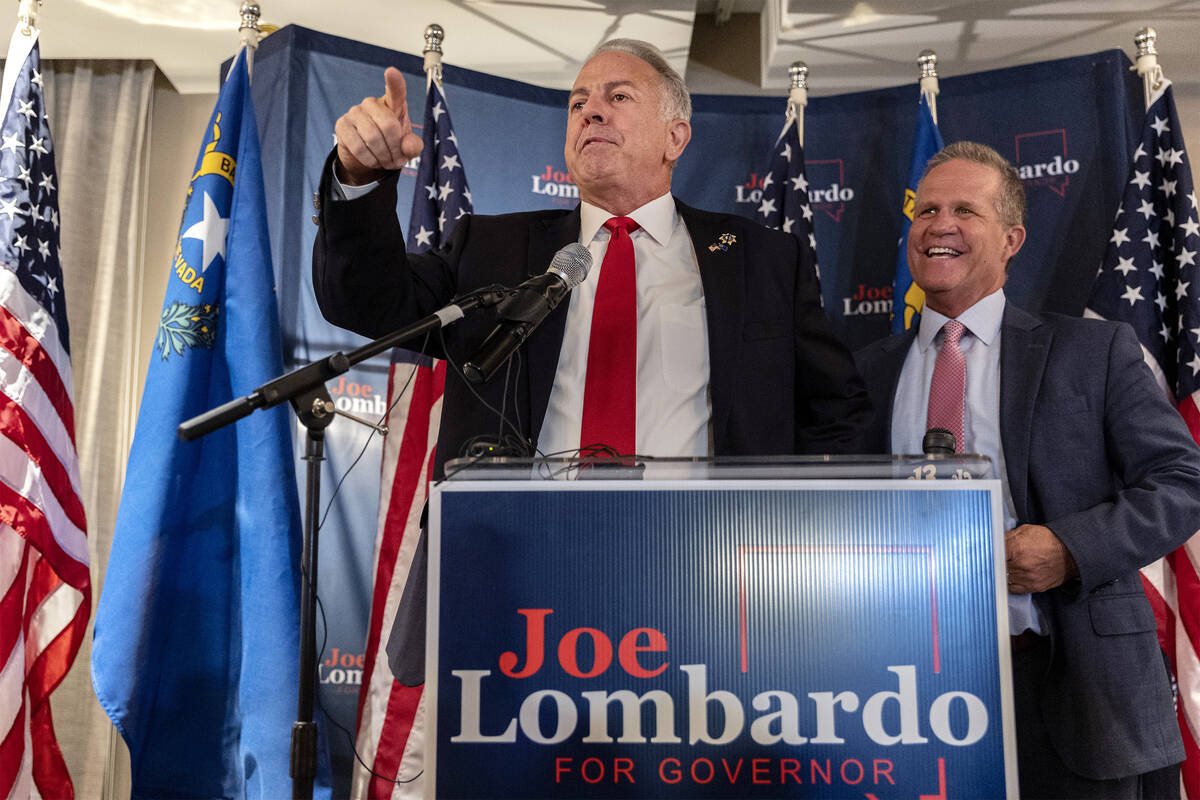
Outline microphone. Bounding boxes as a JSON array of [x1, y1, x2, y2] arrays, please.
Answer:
[[462, 243, 592, 384], [922, 427, 956, 455]]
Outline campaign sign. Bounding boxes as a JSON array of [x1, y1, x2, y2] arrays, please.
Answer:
[[427, 480, 1015, 798]]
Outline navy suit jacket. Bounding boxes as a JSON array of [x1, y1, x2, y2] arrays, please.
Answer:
[[313, 155, 870, 476], [855, 302, 1200, 779]]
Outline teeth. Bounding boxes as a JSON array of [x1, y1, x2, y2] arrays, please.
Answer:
[[927, 247, 961, 257]]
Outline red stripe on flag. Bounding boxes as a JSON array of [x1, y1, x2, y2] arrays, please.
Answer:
[[0, 306, 74, 443], [1140, 573, 1177, 668], [0, 539, 30, 664], [0, 483, 87, 590], [369, 683, 424, 799], [23, 557, 88, 703], [1170, 549, 1200, 670], [1180, 393, 1200, 444], [0, 694, 26, 799], [29, 698, 71, 799], [0, 393, 86, 533], [356, 359, 440, 729]]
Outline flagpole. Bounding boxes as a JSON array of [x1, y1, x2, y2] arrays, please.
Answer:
[[239, 1, 260, 75], [424, 22, 444, 89], [1133, 26, 1162, 112], [788, 61, 807, 146], [918, 49, 939, 125]]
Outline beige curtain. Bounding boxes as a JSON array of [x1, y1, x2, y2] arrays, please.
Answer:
[[40, 58, 156, 799]]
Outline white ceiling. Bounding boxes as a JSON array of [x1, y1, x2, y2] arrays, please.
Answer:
[[30, 0, 1200, 102]]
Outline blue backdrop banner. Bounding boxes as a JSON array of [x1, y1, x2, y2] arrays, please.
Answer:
[[235, 26, 1140, 792]]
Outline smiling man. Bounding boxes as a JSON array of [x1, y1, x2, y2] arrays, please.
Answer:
[[855, 141, 1200, 799], [313, 38, 870, 474]]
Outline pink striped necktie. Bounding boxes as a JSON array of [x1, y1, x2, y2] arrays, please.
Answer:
[[926, 319, 967, 453], [580, 216, 639, 456]]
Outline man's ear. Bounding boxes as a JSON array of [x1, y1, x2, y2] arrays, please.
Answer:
[[666, 119, 691, 163], [1004, 224, 1027, 262]]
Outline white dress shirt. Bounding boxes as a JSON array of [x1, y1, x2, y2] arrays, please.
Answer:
[[330, 172, 713, 458], [536, 193, 712, 458], [892, 289, 1041, 635]]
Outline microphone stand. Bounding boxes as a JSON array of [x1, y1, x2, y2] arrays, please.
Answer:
[[176, 287, 507, 800]]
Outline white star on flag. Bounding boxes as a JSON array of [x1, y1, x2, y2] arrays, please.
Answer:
[[181, 191, 230, 273]]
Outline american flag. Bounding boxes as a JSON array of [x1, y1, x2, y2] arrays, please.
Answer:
[[0, 26, 89, 799], [1085, 77, 1200, 797], [351, 76, 471, 800], [757, 113, 820, 284]]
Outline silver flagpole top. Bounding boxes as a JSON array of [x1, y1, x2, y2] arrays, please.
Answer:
[[239, 2, 261, 32], [917, 49, 940, 124], [786, 61, 808, 142], [1132, 27, 1163, 107], [17, 0, 38, 35], [1134, 26, 1158, 58], [239, 2, 261, 50], [424, 23, 445, 55], [424, 23, 445, 83], [789, 61, 808, 90], [918, 49, 938, 79]]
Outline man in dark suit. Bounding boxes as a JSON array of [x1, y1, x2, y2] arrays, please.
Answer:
[[313, 38, 870, 476], [855, 140, 1200, 798]]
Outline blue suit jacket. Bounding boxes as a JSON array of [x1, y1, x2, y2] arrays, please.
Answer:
[[855, 302, 1200, 779], [313, 154, 870, 476]]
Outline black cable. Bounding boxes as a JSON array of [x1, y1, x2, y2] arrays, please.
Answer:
[[307, 339, 431, 787]]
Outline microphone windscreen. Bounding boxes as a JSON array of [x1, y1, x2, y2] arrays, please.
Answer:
[[548, 242, 592, 288], [922, 427, 956, 455]]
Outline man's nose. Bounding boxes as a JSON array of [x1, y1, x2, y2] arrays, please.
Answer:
[[924, 210, 957, 233], [579, 96, 606, 123]]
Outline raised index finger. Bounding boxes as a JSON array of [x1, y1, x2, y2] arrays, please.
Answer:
[[382, 67, 408, 121]]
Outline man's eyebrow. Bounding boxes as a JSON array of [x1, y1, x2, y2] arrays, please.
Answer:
[[568, 80, 638, 100]]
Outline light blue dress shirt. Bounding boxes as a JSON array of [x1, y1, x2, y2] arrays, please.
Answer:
[[891, 288, 1042, 635]]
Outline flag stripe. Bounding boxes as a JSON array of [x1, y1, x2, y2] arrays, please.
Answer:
[[370, 683, 423, 798], [1181, 393, 1200, 442], [0, 303, 73, 444], [0, 345, 79, 500], [1141, 572, 1177, 669], [0, 267, 72, 400], [0, 693, 26, 799], [0, 395, 86, 533], [25, 558, 86, 700], [357, 360, 439, 731], [0, 476, 86, 589]]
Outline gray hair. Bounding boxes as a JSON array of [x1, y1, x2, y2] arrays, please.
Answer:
[[921, 141, 1026, 227], [590, 38, 692, 122]]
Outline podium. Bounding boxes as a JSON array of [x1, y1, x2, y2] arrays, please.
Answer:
[[425, 456, 1017, 799]]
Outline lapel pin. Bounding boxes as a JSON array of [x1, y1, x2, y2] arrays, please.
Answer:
[[708, 233, 737, 252]]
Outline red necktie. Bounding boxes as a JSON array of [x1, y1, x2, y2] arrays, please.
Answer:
[[580, 216, 639, 456], [926, 319, 967, 453]]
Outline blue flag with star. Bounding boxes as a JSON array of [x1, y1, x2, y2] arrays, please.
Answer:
[[757, 114, 820, 287], [407, 78, 473, 251], [892, 93, 944, 333], [1087, 78, 1200, 406], [91, 49, 319, 799]]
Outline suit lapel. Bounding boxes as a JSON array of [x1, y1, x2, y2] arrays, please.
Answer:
[[999, 303, 1048, 521], [525, 210, 582, 444], [677, 200, 743, 444]]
